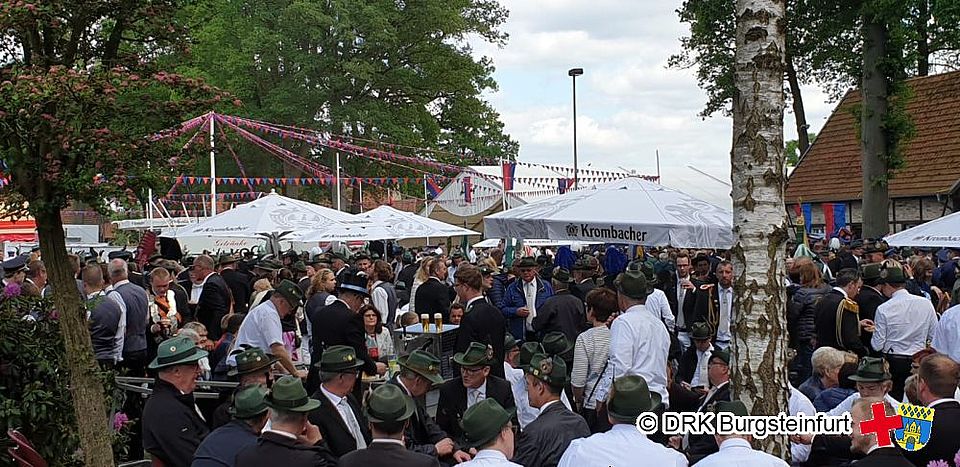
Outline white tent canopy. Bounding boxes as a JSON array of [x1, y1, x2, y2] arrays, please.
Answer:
[[885, 211, 960, 247], [162, 190, 370, 240], [483, 177, 734, 248], [472, 238, 595, 249], [358, 205, 479, 239]]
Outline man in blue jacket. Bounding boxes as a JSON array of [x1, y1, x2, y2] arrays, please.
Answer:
[[502, 256, 553, 342], [192, 385, 270, 467]]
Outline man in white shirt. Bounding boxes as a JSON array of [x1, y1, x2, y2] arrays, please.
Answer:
[[559, 375, 687, 467], [871, 260, 938, 400], [695, 401, 789, 467], [458, 399, 522, 466], [594, 261, 671, 408], [788, 384, 815, 464], [931, 304, 960, 363], [229, 280, 306, 378]]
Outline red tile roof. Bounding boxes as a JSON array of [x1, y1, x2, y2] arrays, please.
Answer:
[[785, 71, 960, 203]]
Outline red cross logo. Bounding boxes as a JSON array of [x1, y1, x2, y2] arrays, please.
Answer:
[[860, 402, 903, 447]]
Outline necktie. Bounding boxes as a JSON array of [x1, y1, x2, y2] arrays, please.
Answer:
[[677, 281, 686, 328], [339, 399, 367, 449], [719, 289, 730, 336], [469, 388, 484, 408]]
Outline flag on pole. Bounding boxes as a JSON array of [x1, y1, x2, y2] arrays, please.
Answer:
[[463, 176, 473, 203], [822, 203, 847, 238], [502, 162, 516, 191], [426, 177, 442, 199]]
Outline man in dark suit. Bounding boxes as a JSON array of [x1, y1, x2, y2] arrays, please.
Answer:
[[666, 252, 700, 352], [676, 322, 714, 387], [514, 353, 589, 467], [692, 260, 735, 350], [857, 263, 887, 355], [436, 342, 515, 444], [671, 349, 732, 463], [308, 268, 386, 394], [815, 268, 868, 356], [533, 268, 587, 344], [219, 254, 252, 314], [849, 397, 914, 467], [571, 256, 598, 303], [415, 258, 453, 321], [188, 254, 232, 340], [453, 265, 507, 379], [905, 353, 960, 467], [388, 350, 471, 463], [308, 346, 371, 459], [235, 376, 336, 467], [337, 384, 440, 467]]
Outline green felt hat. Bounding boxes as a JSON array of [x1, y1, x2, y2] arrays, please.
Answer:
[[365, 383, 416, 423], [877, 260, 907, 284], [229, 385, 270, 419], [227, 347, 278, 377], [515, 256, 538, 268], [517, 342, 544, 371], [255, 258, 282, 271], [552, 267, 574, 283], [861, 262, 882, 284], [453, 342, 494, 368], [148, 336, 209, 370], [863, 239, 890, 254], [691, 322, 712, 341], [712, 400, 748, 417], [615, 261, 650, 299], [504, 333, 518, 351], [265, 375, 320, 412], [398, 350, 444, 385], [607, 375, 661, 423], [275, 279, 305, 308], [318, 345, 364, 372], [290, 261, 308, 274], [542, 331, 574, 356], [218, 253, 239, 266], [710, 348, 730, 366], [461, 399, 515, 448], [525, 353, 569, 386], [848, 357, 891, 382]]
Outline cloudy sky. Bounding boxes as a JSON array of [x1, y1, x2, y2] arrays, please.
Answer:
[[471, 0, 840, 209]]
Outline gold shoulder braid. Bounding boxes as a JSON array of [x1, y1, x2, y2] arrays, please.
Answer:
[[707, 287, 719, 334], [835, 298, 860, 347]]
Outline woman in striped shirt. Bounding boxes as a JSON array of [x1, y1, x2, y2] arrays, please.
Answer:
[[571, 287, 617, 433]]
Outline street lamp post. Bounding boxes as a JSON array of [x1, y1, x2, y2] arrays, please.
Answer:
[[568, 68, 583, 189]]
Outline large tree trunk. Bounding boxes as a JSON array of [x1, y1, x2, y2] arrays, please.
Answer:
[[35, 208, 114, 466], [731, 0, 790, 459], [785, 53, 810, 155], [916, 0, 930, 76], [861, 16, 891, 238]]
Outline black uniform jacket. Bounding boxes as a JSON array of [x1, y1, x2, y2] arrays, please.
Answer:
[[435, 375, 515, 444], [512, 399, 590, 467], [307, 389, 372, 459], [142, 378, 210, 467], [235, 431, 336, 467], [336, 440, 440, 467], [386, 377, 450, 457], [454, 298, 507, 379]]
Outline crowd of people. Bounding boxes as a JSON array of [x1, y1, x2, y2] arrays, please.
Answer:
[[6, 236, 960, 467]]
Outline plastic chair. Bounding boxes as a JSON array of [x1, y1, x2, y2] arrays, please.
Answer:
[[6, 430, 47, 467]]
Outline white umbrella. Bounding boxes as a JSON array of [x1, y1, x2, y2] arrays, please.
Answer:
[[164, 190, 370, 239], [483, 177, 734, 248], [358, 205, 480, 239], [885, 211, 960, 247]]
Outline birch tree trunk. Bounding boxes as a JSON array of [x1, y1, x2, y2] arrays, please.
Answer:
[[731, 0, 790, 458]]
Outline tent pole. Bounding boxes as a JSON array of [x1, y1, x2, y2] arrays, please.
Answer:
[[335, 152, 342, 211], [209, 114, 217, 216], [359, 179, 363, 213]]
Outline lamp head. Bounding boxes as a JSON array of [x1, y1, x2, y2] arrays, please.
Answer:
[[568, 68, 584, 77]]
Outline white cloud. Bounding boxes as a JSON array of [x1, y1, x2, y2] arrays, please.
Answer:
[[471, 0, 838, 210]]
